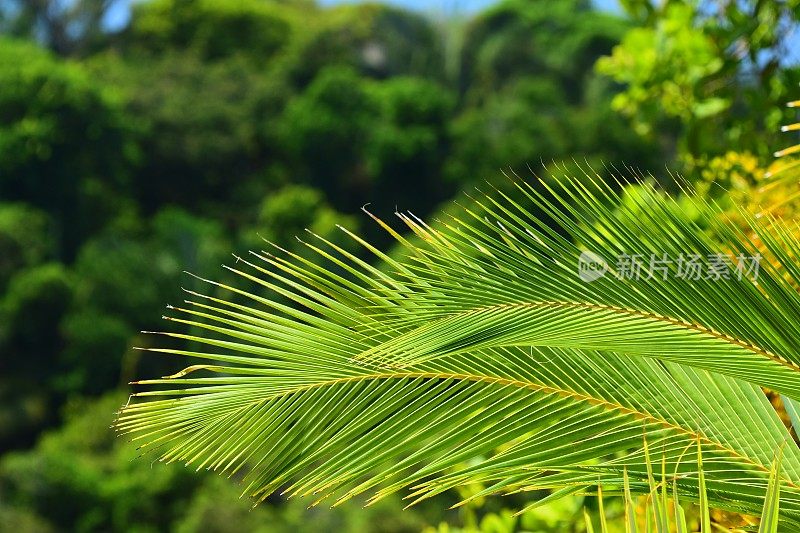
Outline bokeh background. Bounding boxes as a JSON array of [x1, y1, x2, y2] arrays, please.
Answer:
[[0, 0, 799, 531]]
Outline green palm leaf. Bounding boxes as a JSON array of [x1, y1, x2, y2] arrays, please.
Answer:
[[117, 172, 800, 526]]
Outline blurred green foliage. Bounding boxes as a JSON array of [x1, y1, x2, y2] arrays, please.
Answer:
[[0, 0, 797, 530], [0, 204, 54, 289], [598, 0, 800, 164], [0, 39, 137, 258]]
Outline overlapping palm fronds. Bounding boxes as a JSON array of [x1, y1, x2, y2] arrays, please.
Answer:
[[117, 170, 800, 527], [584, 441, 782, 532]]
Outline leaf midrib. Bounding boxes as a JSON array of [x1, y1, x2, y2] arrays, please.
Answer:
[[244, 368, 797, 488], [385, 300, 799, 373]]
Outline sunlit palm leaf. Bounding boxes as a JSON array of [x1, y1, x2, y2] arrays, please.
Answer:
[[117, 171, 800, 526], [759, 451, 782, 533]]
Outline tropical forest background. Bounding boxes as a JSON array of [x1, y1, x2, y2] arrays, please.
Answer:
[[1, 0, 799, 531]]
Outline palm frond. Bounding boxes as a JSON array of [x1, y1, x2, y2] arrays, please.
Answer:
[[117, 171, 800, 526], [583, 440, 781, 532], [759, 450, 782, 533]]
